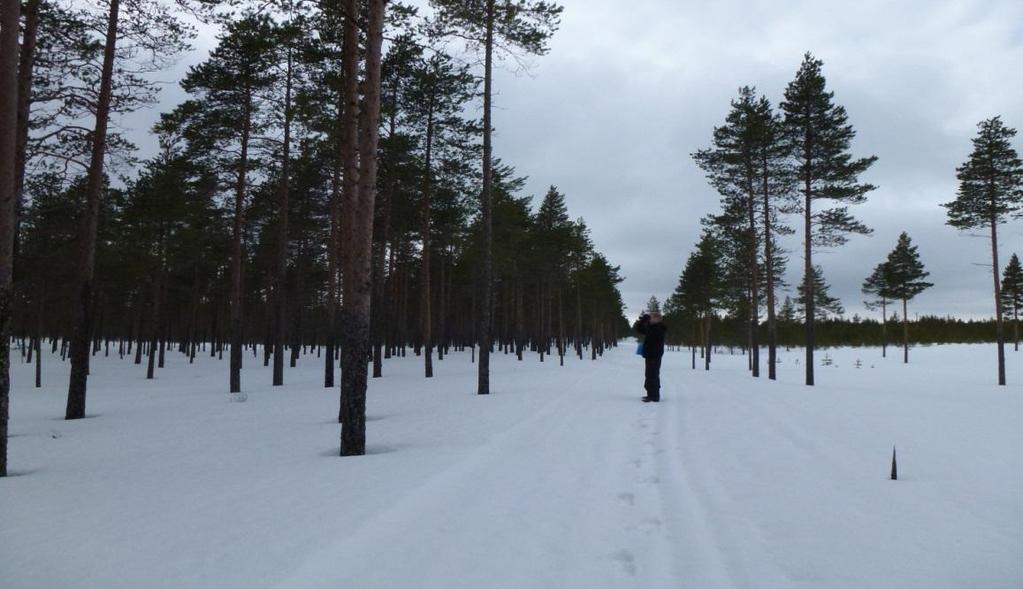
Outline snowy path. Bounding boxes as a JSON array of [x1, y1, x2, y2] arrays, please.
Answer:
[[3, 344, 1023, 588]]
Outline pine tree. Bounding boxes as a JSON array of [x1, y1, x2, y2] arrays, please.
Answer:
[[181, 14, 276, 394], [405, 49, 477, 378], [779, 296, 796, 323], [884, 232, 932, 363], [674, 231, 724, 370], [646, 296, 661, 314], [695, 87, 795, 379], [796, 265, 844, 320], [66, 0, 195, 419], [430, 0, 562, 395], [862, 261, 894, 358], [1001, 253, 1023, 351], [781, 53, 876, 386], [944, 116, 1023, 385]]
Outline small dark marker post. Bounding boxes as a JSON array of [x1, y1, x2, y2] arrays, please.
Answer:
[[890, 445, 898, 481]]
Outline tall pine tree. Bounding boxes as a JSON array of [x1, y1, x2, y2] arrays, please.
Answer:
[[1001, 253, 1023, 352], [781, 53, 875, 386], [430, 0, 562, 395], [944, 116, 1023, 385], [862, 261, 894, 358], [884, 232, 932, 363]]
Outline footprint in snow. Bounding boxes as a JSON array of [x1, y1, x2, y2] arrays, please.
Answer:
[[609, 549, 637, 576], [632, 518, 663, 535], [616, 492, 635, 506]]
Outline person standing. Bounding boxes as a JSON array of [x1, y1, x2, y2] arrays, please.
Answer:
[[634, 312, 667, 402]]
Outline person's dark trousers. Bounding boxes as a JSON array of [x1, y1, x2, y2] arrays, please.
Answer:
[[644, 356, 662, 401]]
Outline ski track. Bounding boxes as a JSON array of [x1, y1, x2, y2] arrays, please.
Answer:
[[281, 348, 1023, 589], [284, 352, 782, 588]]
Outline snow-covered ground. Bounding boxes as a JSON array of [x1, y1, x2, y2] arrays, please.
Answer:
[[2, 342, 1022, 588]]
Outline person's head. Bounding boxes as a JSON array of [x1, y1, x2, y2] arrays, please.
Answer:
[[649, 311, 662, 323]]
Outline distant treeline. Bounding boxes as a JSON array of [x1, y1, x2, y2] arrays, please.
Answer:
[[661, 314, 1016, 349]]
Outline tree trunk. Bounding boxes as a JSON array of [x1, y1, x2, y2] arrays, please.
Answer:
[[802, 148, 815, 386], [146, 254, 164, 380], [0, 0, 21, 476], [762, 155, 777, 380], [230, 87, 253, 394], [477, 0, 495, 396], [13, 0, 39, 253], [1014, 305, 1018, 352], [325, 64, 346, 388], [338, 0, 360, 422], [339, 0, 384, 456], [881, 298, 887, 358], [35, 300, 42, 388], [273, 46, 294, 387], [902, 296, 909, 364], [421, 98, 435, 378], [747, 174, 760, 378], [991, 217, 1006, 385], [66, 0, 119, 420]]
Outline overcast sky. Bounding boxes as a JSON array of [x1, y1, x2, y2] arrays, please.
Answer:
[[124, 0, 1023, 320]]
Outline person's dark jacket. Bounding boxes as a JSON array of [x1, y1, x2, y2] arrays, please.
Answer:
[[634, 318, 667, 358]]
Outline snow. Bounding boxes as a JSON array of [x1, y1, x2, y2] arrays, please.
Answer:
[[2, 343, 1022, 588]]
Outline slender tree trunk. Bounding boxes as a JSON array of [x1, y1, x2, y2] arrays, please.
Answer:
[[421, 98, 435, 378], [437, 255, 446, 361], [35, 300, 42, 388], [0, 0, 20, 476], [762, 157, 776, 380], [229, 89, 253, 394], [558, 289, 564, 366], [146, 249, 164, 380], [881, 298, 887, 358], [339, 0, 384, 455], [13, 0, 39, 252], [802, 148, 815, 386], [747, 177, 760, 378], [991, 217, 1006, 385], [272, 46, 294, 387], [66, 0, 119, 420], [704, 314, 712, 371], [1014, 305, 1018, 352], [902, 296, 909, 364], [325, 68, 345, 389], [477, 0, 495, 395]]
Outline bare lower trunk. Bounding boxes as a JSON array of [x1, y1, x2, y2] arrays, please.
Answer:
[[992, 218, 1006, 385], [66, 0, 119, 419], [902, 297, 909, 364], [762, 155, 777, 380], [0, 0, 23, 476], [229, 90, 253, 394], [339, 0, 384, 455], [881, 298, 887, 358], [325, 77, 344, 388], [272, 47, 294, 387], [421, 103, 435, 378], [477, 0, 495, 396], [146, 258, 163, 380], [803, 165, 814, 386]]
